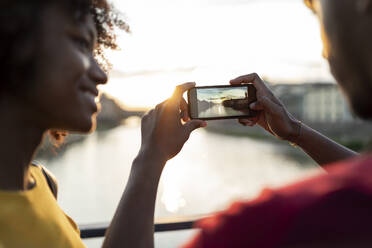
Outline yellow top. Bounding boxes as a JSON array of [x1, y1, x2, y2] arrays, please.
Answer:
[[0, 165, 86, 248]]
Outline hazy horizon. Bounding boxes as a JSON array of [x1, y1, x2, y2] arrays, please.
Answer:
[[102, 0, 334, 109]]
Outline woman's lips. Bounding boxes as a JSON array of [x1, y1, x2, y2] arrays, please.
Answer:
[[82, 90, 98, 112]]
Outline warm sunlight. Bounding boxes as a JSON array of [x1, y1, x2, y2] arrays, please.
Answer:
[[102, 0, 334, 109], [8, 1, 371, 248]]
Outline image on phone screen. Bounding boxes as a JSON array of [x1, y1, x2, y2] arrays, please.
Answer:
[[188, 85, 256, 120]]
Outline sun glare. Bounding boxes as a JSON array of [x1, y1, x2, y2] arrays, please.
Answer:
[[102, 0, 333, 109]]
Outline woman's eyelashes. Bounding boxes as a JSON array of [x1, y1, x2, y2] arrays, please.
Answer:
[[73, 35, 92, 54]]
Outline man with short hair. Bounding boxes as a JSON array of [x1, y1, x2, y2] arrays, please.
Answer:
[[183, 0, 372, 247]]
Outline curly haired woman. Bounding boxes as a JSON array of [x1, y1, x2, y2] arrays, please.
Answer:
[[0, 1, 205, 247]]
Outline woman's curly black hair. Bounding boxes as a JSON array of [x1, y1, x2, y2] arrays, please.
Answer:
[[0, 0, 129, 143], [0, 0, 129, 90]]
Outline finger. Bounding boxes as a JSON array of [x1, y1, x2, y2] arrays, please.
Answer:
[[146, 109, 155, 115], [239, 119, 254, 126], [170, 82, 196, 107], [155, 99, 168, 111], [240, 116, 259, 123], [142, 109, 155, 121], [183, 120, 207, 134], [230, 73, 260, 85], [152, 99, 169, 118], [259, 96, 282, 115], [238, 118, 258, 126], [180, 97, 190, 121], [249, 101, 264, 111], [230, 73, 270, 94]]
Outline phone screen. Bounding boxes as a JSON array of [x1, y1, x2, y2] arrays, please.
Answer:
[[188, 85, 257, 120]]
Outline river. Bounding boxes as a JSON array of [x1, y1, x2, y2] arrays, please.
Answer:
[[39, 118, 320, 247]]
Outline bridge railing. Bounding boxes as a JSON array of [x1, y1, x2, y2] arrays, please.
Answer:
[[79, 216, 206, 239]]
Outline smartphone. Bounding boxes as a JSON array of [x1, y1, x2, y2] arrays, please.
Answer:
[[187, 84, 257, 120]]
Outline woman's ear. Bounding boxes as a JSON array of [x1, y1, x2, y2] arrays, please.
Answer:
[[357, 0, 372, 14]]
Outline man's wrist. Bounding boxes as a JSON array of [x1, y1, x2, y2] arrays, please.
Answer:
[[285, 119, 302, 144]]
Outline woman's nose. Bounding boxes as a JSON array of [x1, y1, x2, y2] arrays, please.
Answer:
[[90, 58, 108, 85]]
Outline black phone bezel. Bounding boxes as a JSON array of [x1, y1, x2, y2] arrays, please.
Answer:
[[187, 84, 258, 121]]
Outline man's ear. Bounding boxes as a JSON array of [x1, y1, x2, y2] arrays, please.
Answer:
[[304, 0, 316, 13], [357, 0, 372, 14]]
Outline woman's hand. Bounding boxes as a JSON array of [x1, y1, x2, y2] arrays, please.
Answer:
[[104, 83, 206, 248], [139, 82, 207, 163], [230, 73, 300, 141]]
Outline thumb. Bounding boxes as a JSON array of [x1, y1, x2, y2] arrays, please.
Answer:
[[249, 101, 264, 110], [183, 120, 207, 134], [259, 96, 282, 115]]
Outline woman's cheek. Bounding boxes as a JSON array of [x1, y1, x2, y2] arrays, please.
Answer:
[[79, 52, 91, 71], [67, 50, 90, 79]]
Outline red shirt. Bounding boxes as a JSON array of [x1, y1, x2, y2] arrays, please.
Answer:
[[183, 155, 372, 248]]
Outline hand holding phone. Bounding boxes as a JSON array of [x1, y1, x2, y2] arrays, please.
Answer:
[[139, 83, 206, 162], [187, 84, 258, 120], [230, 73, 300, 141]]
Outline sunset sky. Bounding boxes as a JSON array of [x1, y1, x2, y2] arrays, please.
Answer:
[[101, 0, 334, 109], [197, 87, 247, 103]]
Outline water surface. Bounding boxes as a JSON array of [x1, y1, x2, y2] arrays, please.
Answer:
[[41, 121, 319, 247]]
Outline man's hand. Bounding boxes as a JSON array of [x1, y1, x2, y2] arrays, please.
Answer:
[[230, 73, 300, 141]]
